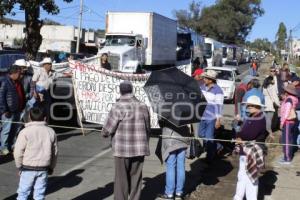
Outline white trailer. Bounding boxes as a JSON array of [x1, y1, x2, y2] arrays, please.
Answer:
[[204, 37, 223, 67], [98, 12, 177, 73]]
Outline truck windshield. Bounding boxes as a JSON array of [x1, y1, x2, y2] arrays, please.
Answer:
[[105, 35, 135, 46], [204, 43, 212, 58]]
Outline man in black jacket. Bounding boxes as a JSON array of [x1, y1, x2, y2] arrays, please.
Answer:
[[0, 65, 22, 156]]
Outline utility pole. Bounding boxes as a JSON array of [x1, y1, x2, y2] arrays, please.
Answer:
[[76, 0, 84, 53], [288, 29, 293, 62]]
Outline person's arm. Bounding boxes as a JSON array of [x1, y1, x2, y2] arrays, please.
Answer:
[[235, 89, 245, 117], [215, 90, 224, 128], [50, 133, 58, 173], [143, 105, 151, 139], [13, 132, 27, 170], [101, 105, 122, 137], [30, 71, 40, 97], [0, 82, 9, 115]]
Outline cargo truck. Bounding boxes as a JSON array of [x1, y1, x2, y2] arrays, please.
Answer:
[[98, 12, 177, 73]]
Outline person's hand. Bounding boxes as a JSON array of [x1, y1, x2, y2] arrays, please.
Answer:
[[235, 115, 241, 121], [235, 137, 243, 144], [33, 91, 38, 99], [215, 119, 221, 129], [280, 124, 283, 130], [4, 112, 12, 118]]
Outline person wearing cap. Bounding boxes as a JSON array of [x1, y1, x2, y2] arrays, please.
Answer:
[[14, 59, 32, 108], [192, 68, 204, 82], [30, 57, 55, 120], [279, 84, 299, 164], [0, 65, 23, 156], [198, 70, 224, 163], [101, 81, 150, 200], [234, 95, 267, 200]]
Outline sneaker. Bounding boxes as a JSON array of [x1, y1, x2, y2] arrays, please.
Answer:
[[278, 159, 291, 165], [175, 193, 184, 200], [157, 194, 174, 200], [0, 149, 10, 156]]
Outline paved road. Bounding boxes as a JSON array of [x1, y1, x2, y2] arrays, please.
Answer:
[[0, 63, 251, 200]]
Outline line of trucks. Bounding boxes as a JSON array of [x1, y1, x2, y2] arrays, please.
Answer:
[[98, 12, 253, 73]]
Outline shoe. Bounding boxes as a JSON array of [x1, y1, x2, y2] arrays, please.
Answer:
[[175, 193, 184, 200], [157, 194, 174, 199], [278, 159, 291, 165], [0, 149, 10, 156]]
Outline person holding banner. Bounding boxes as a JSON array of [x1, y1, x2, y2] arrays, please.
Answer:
[[101, 80, 150, 200]]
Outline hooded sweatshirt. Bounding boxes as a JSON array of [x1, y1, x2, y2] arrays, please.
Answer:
[[280, 95, 298, 126]]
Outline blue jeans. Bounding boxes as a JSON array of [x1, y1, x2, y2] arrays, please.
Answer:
[[198, 119, 216, 161], [17, 171, 48, 200], [0, 113, 20, 151], [165, 149, 186, 196]]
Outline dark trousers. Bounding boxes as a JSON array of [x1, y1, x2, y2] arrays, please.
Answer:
[[282, 122, 295, 161], [114, 156, 144, 200]]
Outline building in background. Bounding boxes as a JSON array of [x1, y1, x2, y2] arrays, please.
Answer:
[[0, 24, 96, 53]]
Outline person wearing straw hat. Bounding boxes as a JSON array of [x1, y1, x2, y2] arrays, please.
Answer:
[[234, 95, 267, 200], [30, 57, 55, 120], [279, 84, 299, 164], [198, 69, 224, 163]]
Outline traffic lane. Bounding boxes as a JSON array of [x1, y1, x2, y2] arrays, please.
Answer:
[[0, 129, 111, 199]]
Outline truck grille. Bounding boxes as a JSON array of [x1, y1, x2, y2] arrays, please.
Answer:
[[108, 54, 120, 71]]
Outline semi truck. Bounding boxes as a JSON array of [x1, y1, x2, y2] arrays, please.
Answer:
[[98, 12, 177, 73]]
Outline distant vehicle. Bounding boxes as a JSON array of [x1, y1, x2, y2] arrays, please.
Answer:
[[98, 12, 177, 73], [205, 66, 240, 101], [222, 44, 228, 65], [204, 37, 223, 67], [226, 45, 245, 65]]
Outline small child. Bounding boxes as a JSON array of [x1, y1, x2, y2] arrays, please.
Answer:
[[14, 106, 58, 200]]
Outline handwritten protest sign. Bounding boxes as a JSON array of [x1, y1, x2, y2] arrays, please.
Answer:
[[71, 61, 191, 128]]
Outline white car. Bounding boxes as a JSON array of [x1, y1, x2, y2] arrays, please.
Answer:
[[205, 66, 240, 101]]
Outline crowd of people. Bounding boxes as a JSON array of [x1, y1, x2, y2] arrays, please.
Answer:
[[1, 56, 300, 200]]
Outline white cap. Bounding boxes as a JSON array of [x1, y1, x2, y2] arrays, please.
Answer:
[[40, 57, 53, 66], [14, 59, 30, 68]]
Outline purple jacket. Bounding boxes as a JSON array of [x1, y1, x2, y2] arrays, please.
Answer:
[[237, 112, 267, 142]]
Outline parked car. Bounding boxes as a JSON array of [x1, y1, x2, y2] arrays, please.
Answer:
[[205, 66, 240, 101]]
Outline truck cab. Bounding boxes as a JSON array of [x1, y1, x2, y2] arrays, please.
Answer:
[[98, 33, 146, 73]]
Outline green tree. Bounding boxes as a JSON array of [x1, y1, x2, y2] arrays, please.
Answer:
[[174, 0, 202, 30], [276, 22, 287, 51], [0, 0, 73, 60], [198, 0, 264, 44], [248, 38, 273, 52]]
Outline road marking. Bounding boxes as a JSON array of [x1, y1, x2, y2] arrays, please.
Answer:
[[59, 148, 111, 177]]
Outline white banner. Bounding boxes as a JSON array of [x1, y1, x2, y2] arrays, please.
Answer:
[[71, 61, 192, 128]]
